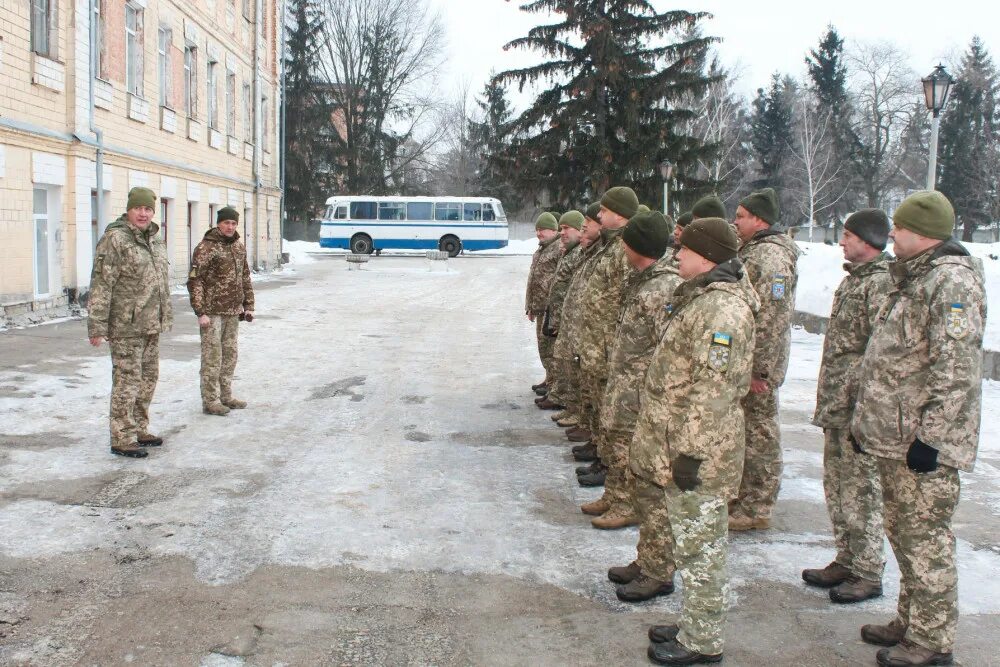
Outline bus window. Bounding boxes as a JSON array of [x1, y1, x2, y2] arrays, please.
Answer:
[[378, 202, 406, 220], [494, 202, 506, 219], [323, 206, 334, 220], [482, 205, 495, 222], [464, 203, 483, 221], [335, 205, 348, 219], [407, 202, 433, 221], [435, 202, 462, 221], [351, 201, 377, 220]]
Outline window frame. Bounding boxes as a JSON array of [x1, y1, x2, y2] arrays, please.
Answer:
[[183, 44, 198, 118], [378, 201, 406, 221], [30, 0, 52, 57], [226, 70, 236, 137], [434, 202, 462, 222], [242, 82, 253, 142], [125, 3, 144, 97], [349, 201, 377, 221], [406, 202, 433, 221], [207, 57, 218, 130], [158, 26, 172, 108]]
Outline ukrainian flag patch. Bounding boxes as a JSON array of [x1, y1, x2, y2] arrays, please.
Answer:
[[712, 332, 732, 346], [708, 332, 732, 371]]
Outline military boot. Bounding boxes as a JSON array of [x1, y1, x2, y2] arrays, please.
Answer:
[[576, 460, 603, 476], [566, 427, 592, 442], [551, 409, 570, 422], [607, 561, 641, 584], [648, 639, 722, 665], [557, 414, 579, 428], [648, 624, 680, 644], [577, 468, 606, 487], [534, 394, 547, 405], [537, 397, 563, 410], [111, 443, 148, 458], [802, 561, 851, 588], [616, 574, 674, 602], [222, 397, 247, 409], [591, 506, 639, 530], [876, 639, 953, 666], [137, 432, 163, 447], [572, 443, 598, 462], [580, 497, 610, 516], [728, 514, 769, 531], [533, 385, 549, 396], [203, 402, 231, 416], [531, 381, 547, 392], [861, 619, 908, 647], [830, 575, 883, 603]]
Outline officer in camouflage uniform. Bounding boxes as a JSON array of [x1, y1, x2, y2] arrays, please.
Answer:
[[575, 188, 639, 488], [543, 210, 586, 417], [636, 218, 759, 665], [729, 187, 800, 531], [188, 206, 255, 416], [525, 212, 562, 395], [802, 209, 891, 605], [691, 195, 727, 222], [594, 211, 682, 603], [87, 187, 173, 458], [852, 191, 986, 667]]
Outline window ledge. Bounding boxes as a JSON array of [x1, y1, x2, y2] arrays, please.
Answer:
[[243, 142, 254, 161], [187, 118, 203, 142], [31, 53, 65, 92], [209, 128, 223, 149], [227, 135, 240, 155], [160, 106, 177, 133], [128, 94, 150, 122]]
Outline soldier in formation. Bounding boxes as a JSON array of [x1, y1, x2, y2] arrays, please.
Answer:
[[526, 212, 563, 396]]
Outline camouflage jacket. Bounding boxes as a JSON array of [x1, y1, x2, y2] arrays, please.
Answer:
[[600, 259, 683, 435], [738, 229, 800, 387], [851, 239, 986, 472], [545, 241, 584, 331], [630, 259, 759, 495], [813, 253, 891, 428], [577, 228, 635, 379], [525, 237, 562, 314], [187, 228, 255, 317], [87, 215, 172, 339], [558, 239, 605, 356]]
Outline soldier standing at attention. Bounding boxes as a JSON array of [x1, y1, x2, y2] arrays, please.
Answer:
[[596, 210, 682, 603], [852, 191, 985, 667], [802, 209, 891, 605], [188, 206, 255, 416], [728, 187, 800, 531], [636, 218, 758, 666], [526, 212, 562, 397], [691, 195, 727, 222], [87, 187, 172, 458]]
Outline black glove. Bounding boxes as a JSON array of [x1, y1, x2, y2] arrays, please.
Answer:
[[239, 312, 254, 322], [849, 433, 864, 454], [906, 438, 938, 473], [672, 454, 703, 491]]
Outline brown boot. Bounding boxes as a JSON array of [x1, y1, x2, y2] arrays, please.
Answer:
[[648, 623, 680, 644], [616, 573, 675, 602], [580, 497, 610, 516], [111, 443, 148, 458], [802, 561, 851, 588], [557, 414, 579, 428], [203, 402, 231, 416], [566, 427, 592, 442], [862, 619, 908, 647], [572, 443, 598, 462], [551, 410, 570, 422], [876, 639, 953, 666], [607, 561, 640, 584], [728, 514, 769, 531], [537, 397, 563, 410], [591, 507, 639, 530], [222, 397, 247, 409], [830, 575, 883, 603], [137, 432, 163, 447]]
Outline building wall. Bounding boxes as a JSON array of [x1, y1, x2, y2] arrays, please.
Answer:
[[0, 0, 284, 323]]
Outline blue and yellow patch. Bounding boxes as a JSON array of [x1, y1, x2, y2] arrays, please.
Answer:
[[945, 302, 969, 340], [712, 332, 732, 346], [771, 275, 786, 300], [708, 332, 732, 371]]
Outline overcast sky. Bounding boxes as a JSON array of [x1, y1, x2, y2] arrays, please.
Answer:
[[428, 0, 1000, 107]]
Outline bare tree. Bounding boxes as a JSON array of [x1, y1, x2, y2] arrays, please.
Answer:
[[787, 93, 848, 240], [316, 0, 447, 194], [427, 79, 481, 196]]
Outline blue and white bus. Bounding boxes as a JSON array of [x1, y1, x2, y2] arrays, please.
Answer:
[[319, 196, 509, 256]]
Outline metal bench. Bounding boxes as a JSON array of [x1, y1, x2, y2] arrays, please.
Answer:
[[345, 254, 370, 270]]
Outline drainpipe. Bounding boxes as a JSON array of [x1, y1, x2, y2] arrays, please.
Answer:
[[278, 0, 287, 262], [251, 0, 263, 269], [89, 0, 104, 245]]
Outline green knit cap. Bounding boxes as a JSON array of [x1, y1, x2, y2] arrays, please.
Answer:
[[558, 210, 585, 231], [217, 206, 240, 224], [127, 187, 157, 210], [637, 204, 651, 213], [892, 191, 955, 241], [680, 217, 739, 264], [600, 186, 640, 219], [692, 195, 727, 220], [676, 211, 694, 228], [585, 202, 602, 223], [739, 187, 779, 225], [535, 212, 559, 231], [622, 210, 672, 259]]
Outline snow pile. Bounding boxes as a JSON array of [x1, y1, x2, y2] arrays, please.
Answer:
[[282, 239, 319, 265], [468, 238, 539, 255]]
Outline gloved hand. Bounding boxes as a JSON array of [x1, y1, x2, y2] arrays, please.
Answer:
[[849, 433, 864, 454], [672, 454, 703, 492], [240, 311, 254, 322], [906, 438, 938, 473]]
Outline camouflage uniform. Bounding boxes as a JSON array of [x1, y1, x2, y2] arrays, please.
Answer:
[[813, 253, 891, 582], [732, 229, 800, 521], [544, 241, 585, 406], [87, 215, 173, 449], [188, 227, 255, 407], [525, 236, 563, 380], [851, 239, 985, 653], [600, 260, 682, 514], [631, 259, 759, 655]]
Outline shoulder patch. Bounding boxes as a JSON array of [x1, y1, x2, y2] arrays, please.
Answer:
[[708, 332, 732, 371], [945, 303, 969, 340], [189, 267, 198, 279], [771, 275, 786, 300], [664, 303, 675, 317]]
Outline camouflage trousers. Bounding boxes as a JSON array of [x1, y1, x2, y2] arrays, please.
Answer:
[[547, 337, 576, 409], [665, 487, 729, 656], [823, 428, 884, 582], [199, 315, 240, 407], [732, 388, 782, 520], [878, 457, 960, 653], [108, 335, 160, 448], [633, 474, 675, 581], [534, 316, 556, 381], [601, 429, 634, 511], [580, 369, 607, 444]]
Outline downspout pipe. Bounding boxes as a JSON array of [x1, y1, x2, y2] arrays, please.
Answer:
[[278, 0, 287, 261], [89, 0, 104, 238], [251, 0, 262, 269]]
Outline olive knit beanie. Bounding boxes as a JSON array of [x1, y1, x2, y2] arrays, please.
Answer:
[[535, 212, 559, 231], [585, 202, 602, 223], [126, 187, 157, 210], [739, 188, 779, 225], [680, 217, 740, 264], [892, 191, 955, 241], [692, 195, 727, 220], [676, 211, 694, 228], [217, 206, 240, 224], [622, 210, 672, 259], [600, 186, 640, 220], [559, 210, 585, 231]]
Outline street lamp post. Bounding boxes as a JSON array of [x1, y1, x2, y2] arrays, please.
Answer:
[[659, 160, 673, 216], [922, 64, 955, 191]]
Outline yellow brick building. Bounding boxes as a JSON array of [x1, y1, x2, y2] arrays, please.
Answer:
[[0, 0, 284, 324]]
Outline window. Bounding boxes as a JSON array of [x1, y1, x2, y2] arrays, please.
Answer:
[[160, 199, 170, 258], [483, 205, 496, 222], [261, 94, 269, 149], [350, 201, 376, 220], [158, 27, 172, 107], [464, 203, 483, 222], [30, 0, 51, 57], [378, 202, 405, 221], [33, 189, 50, 296], [434, 202, 462, 222], [184, 44, 198, 117], [226, 71, 236, 136], [207, 58, 218, 129], [125, 3, 143, 97], [186, 202, 196, 267], [406, 202, 432, 221], [92, 0, 105, 76], [243, 82, 252, 142], [334, 205, 348, 220]]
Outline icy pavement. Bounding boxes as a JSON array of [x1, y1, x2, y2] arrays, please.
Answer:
[[1, 255, 999, 665]]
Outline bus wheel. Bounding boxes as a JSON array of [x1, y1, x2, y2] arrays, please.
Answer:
[[439, 235, 462, 257], [350, 233, 374, 255]]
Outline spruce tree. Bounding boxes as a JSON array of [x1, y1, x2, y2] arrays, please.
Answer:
[[938, 36, 1000, 241], [750, 73, 795, 219], [470, 79, 524, 214], [494, 1, 718, 211]]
